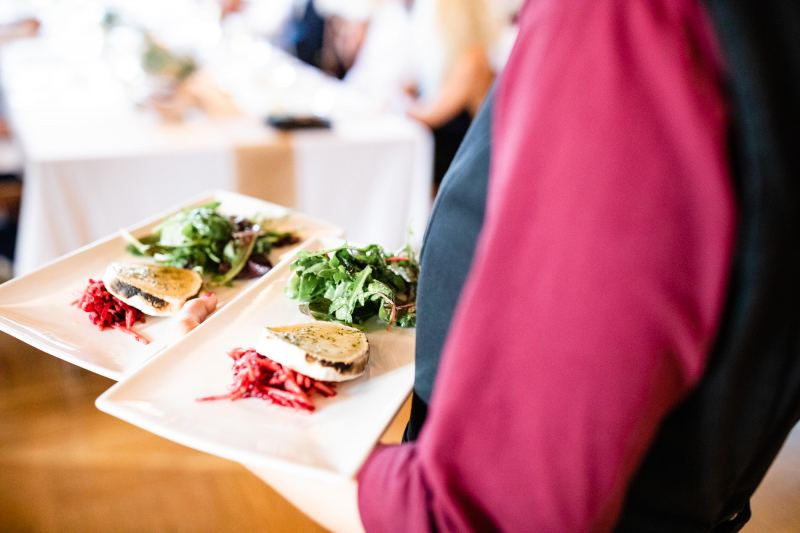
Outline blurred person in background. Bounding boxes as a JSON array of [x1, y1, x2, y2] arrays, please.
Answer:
[[228, 0, 497, 192], [341, 0, 413, 110], [333, 0, 497, 189], [233, 0, 370, 79], [315, 0, 373, 79], [405, 0, 494, 189], [236, 0, 328, 70], [283, 0, 327, 70], [277, 0, 372, 78]]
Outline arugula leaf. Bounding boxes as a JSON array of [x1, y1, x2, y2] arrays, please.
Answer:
[[210, 234, 257, 286]]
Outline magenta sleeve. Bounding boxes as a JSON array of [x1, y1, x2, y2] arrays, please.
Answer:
[[358, 1, 736, 530]]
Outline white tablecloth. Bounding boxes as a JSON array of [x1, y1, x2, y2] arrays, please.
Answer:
[[1, 34, 433, 275]]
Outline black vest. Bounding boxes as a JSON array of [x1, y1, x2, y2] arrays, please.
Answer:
[[405, 88, 493, 441], [408, 3, 800, 529], [616, 2, 800, 531]]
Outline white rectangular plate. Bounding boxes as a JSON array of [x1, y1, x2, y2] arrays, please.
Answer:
[[96, 241, 414, 478], [0, 190, 342, 380]]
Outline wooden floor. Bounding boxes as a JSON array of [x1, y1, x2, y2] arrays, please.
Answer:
[[1, 332, 798, 532], [744, 423, 800, 532]]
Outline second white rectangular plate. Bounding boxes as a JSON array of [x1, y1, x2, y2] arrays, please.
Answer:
[[96, 241, 414, 478]]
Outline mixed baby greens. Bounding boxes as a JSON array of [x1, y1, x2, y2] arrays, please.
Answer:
[[286, 244, 419, 328], [123, 202, 299, 285]]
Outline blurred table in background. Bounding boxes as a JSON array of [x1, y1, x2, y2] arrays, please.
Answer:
[[0, 11, 432, 275]]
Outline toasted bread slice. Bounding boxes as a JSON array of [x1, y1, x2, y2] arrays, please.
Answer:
[[103, 262, 202, 317], [256, 322, 369, 382]]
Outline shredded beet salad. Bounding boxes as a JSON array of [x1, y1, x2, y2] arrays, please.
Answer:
[[198, 347, 337, 412], [74, 279, 150, 344]]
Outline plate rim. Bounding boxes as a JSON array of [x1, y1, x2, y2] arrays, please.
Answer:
[[95, 372, 413, 481]]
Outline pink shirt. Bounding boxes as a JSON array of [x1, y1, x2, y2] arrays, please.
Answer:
[[358, 1, 736, 530]]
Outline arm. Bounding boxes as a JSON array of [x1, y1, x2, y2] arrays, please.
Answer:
[[407, 46, 492, 129], [359, 1, 735, 531]]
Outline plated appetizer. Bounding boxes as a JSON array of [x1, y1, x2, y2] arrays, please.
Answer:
[[197, 243, 420, 412], [73, 202, 301, 345], [200, 322, 370, 411], [74, 262, 218, 344]]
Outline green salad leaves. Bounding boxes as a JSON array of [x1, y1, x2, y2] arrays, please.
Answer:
[[286, 244, 419, 328], [122, 202, 299, 285]]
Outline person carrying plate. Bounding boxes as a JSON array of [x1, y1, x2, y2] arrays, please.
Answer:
[[328, 1, 800, 531]]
